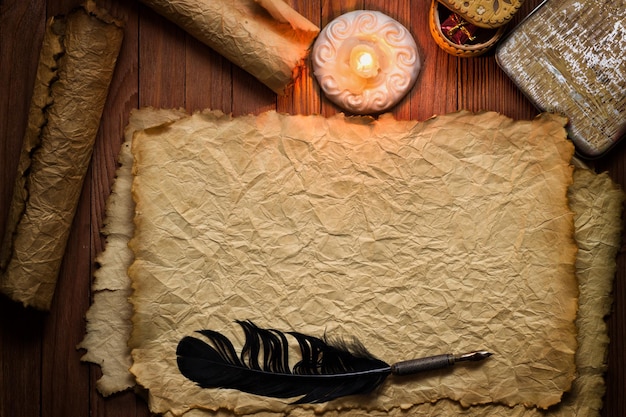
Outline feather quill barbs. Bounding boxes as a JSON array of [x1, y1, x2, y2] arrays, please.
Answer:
[[176, 320, 491, 404]]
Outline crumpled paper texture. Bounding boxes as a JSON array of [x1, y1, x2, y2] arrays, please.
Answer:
[[0, 1, 123, 310], [80, 109, 622, 417], [296, 168, 622, 417], [138, 0, 319, 94], [126, 110, 578, 416]]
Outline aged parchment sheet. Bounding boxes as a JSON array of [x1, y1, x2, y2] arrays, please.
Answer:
[[0, 1, 123, 310], [79, 109, 623, 417], [78, 108, 188, 395], [138, 0, 319, 94], [126, 110, 578, 415], [328, 168, 621, 417]]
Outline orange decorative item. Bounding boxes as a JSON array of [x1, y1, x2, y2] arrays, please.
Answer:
[[429, 0, 506, 58], [437, 0, 525, 28]]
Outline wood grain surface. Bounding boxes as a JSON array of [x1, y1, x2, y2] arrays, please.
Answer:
[[0, 1, 624, 416]]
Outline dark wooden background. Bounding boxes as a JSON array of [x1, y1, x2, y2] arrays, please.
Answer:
[[1, 0, 624, 416]]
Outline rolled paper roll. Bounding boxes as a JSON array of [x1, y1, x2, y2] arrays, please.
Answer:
[[138, 0, 319, 95], [0, 1, 124, 310]]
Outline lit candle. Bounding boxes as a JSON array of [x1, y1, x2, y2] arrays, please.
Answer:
[[350, 44, 380, 79], [311, 10, 421, 115]]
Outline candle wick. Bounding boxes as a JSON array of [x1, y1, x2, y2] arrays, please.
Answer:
[[350, 45, 379, 79], [357, 53, 373, 72]]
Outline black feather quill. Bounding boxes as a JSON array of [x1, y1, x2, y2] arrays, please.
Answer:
[[176, 320, 491, 404]]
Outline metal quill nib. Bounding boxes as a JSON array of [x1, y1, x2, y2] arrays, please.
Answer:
[[454, 350, 493, 362], [390, 350, 493, 376]]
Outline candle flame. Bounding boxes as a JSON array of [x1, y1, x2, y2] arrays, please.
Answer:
[[349, 45, 380, 79], [356, 52, 374, 72]]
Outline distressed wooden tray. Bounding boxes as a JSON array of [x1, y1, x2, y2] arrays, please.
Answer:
[[496, 0, 626, 158]]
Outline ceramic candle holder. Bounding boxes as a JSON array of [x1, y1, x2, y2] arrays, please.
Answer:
[[311, 10, 421, 115]]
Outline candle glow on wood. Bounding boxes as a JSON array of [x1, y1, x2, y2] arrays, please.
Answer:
[[312, 10, 421, 114]]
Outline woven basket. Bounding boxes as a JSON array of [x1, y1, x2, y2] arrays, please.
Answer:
[[437, 0, 524, 28], [429, 0, 506, 58]]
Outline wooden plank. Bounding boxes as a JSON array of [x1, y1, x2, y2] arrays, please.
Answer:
[[84, 2, 149, 416], [0, 1, 47, 417], [595, 140, 626, 417], [0, 302, 44, 417], [455, 0, 541, 120], [231, 68, 277, 116], [409, 2, 458, 120], [603, 249, 626, 417], [227, 4, 280, 116], [46, 0, 82, 16], [457, 54, 537, 119], [277, 0, 322, 115], [92, 389, 151, 417], [185, 36, 233, 114], [0, 0, 47, 251], [90, 0, 141, 256], [323, 0, 363, 25], [41, 178, 92, 417], [138, 4, 186, 108]]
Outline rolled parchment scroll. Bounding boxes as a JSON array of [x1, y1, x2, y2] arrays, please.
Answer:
[[138, 0, 319, 94], [0, 1, 123, 310]]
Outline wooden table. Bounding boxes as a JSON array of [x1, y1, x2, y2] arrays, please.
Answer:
[[1, 0, 624, 416]]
